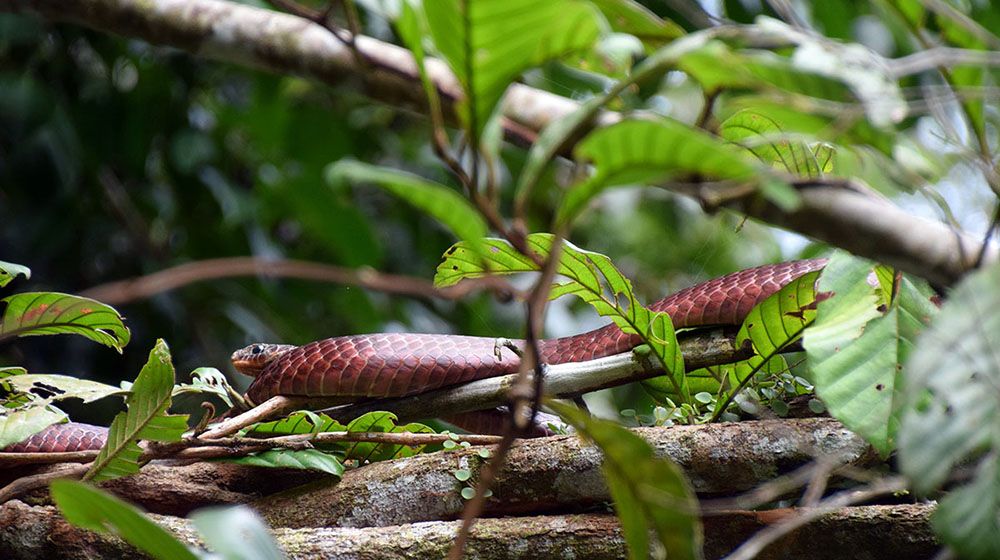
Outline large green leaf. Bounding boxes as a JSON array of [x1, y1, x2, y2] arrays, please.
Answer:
[[326, 159, 487, 247], [0, 405, 66, 449], [424, 0, 602, 137], [896, 261, 1000, 559], [898, 261, 1000, 490], [436, 234, 686, 399], [807, 255, 935, 455], [189, 506, 285, 560], [0, 292, 130, 351], [679, 41, 855, 102], [551, 401, 701, 560], [85, 340, 189, 482], [557, 119, 760, 224], [51, 480, 198, 560], [0, 260, 30, 288]]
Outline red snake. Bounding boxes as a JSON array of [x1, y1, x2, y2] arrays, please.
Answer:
[[8, 259, 826, 452]]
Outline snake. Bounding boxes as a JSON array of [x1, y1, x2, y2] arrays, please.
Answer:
[[6, 259, 827, 453]]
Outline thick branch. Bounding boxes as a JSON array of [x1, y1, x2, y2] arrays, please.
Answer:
[[324, 328, 750, 422], [0, 501, 938, 560], [1, 0, 994, 286], [256, 419, 875, 529]]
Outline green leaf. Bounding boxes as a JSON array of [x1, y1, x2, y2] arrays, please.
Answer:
[[245, 410, 345, 437], [558, 119, 760, 224], [424, 0, 602, 138], [326, 160, 487, 247], [0, 260, 30, 288], [898, 261, 1000, 492], [85, 340, 189, 482], [807, 255, 935, 455], [227, 448, 345, 476], [720, 109, 821, 178], [550, 401, 701, 560], [436, 233, 686, 400], [678, 41, 854, 101], [50, 480, 198, 560], [2, 374, 123, 406], [703, 270, 820, 419], [588, 0, 684, 47], [189, 506, 285, 560], [0, 292, 130, 351], [172, 367, 235, 408], [0, 405, 66, 449], [930, 458, 1000, 560], [343, 411, 435, 462]]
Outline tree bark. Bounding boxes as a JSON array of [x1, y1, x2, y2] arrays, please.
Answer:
[[0, 500, 938, 560], [255, 418, 874, 529]]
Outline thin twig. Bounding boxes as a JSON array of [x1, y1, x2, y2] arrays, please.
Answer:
[[0, 463, 90, 504], [723, 476, 909, 560], [446, 234, 564, 560], [79, 256, 518, 305]]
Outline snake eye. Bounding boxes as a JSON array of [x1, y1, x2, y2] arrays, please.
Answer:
[[250, 344, 263, 355]]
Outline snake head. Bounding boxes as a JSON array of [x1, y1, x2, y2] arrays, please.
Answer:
[[231, 343, 296, 377]]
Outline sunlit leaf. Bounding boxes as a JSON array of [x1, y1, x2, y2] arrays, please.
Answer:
[[424, 0, 602, 137], [436, 233, 686, 400], [244, 410, 345, 438], [0, 260, 30, 288], [558, 119, 760, 224], [0, 292, 130, 351], [172, 367, 234, 408], [807, 255, 935, 455], [589, 0, 684, 47], [85, 340, 189, 482], [551, 401, 701, 560], [51, 480, 198, 560], [2, 374, 123, 406]]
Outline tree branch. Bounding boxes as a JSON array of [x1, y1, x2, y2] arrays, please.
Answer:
[[2, 0, 992, 286]]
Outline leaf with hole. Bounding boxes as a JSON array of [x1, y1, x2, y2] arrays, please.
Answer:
[[807, 254, 935, 455], [0, 261, 30, 288]]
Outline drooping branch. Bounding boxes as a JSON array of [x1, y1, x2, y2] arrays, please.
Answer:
[[1, 0, 995, 287]]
